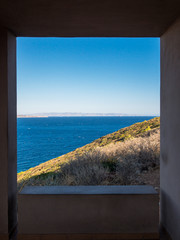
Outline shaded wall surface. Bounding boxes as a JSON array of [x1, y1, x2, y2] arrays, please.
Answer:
[[0, 0, 179, 37], [161, 17, 180, 240], [18, 186, 159, 238], [0, 28, 17, 240]]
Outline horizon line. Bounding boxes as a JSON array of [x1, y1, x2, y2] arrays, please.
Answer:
[[17, 112, 159, 118]]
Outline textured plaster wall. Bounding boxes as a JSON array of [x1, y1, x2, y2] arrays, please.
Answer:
[[161, 17, 180, 240]]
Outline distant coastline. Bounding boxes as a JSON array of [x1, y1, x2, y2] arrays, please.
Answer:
[[17, 113, 158, 118]]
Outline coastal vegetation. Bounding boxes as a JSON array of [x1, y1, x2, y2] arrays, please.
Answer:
[[17, 117, 160, 192]]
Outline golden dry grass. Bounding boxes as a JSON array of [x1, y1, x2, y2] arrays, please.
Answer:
[[56, 128, 160, 186]]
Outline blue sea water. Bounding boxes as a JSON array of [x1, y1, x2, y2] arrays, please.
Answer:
[[17, 116, 154, 173]]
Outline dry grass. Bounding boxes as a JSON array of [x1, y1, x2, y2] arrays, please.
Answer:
[[56, 128, 160, 186]]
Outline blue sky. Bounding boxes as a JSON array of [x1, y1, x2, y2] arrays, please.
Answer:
[[17, 37, 160, 116]]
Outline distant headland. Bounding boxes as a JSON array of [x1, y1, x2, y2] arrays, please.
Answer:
[[17, 112, 157, 118]]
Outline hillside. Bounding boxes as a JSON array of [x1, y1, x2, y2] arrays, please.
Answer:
[[17, 117, 160, 192]]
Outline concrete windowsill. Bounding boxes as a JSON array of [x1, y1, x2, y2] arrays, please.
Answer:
[[19, 185, 158, 195], [18, 185, 159, 238]]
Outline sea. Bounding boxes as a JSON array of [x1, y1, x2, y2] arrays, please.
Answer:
[[17, 116, 154, 173]]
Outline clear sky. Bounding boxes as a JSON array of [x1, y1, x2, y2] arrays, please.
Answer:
[[17, 37, 160, 116]]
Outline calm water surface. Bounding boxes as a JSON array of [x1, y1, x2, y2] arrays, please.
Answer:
[[17, 116, 154, 173]]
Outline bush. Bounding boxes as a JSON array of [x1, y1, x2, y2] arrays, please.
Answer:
[[57, 151, 109, 185]]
